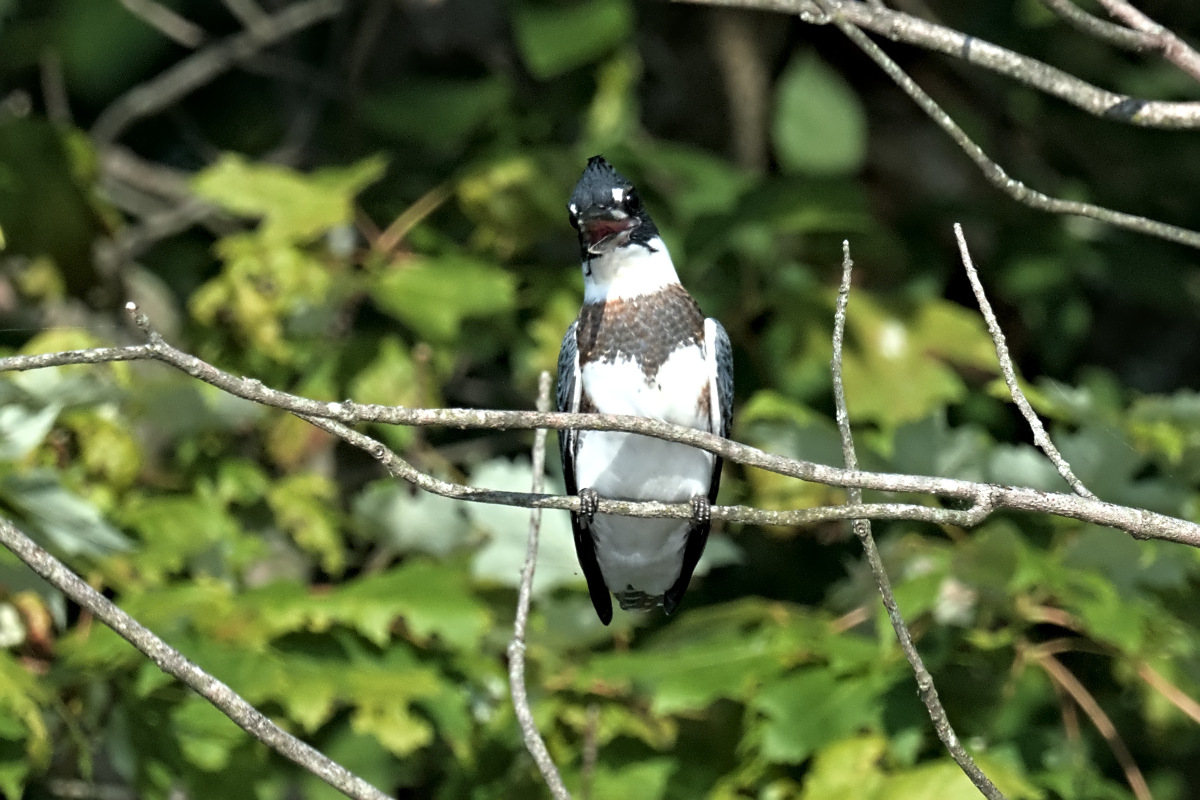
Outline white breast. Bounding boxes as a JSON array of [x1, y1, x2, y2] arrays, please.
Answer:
[[575, 343, 715, 598]]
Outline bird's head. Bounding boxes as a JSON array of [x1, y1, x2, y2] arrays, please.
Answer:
[[568, 155, 659, 257]]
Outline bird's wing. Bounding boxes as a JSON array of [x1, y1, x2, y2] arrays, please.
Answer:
[[557, 320, 613, 625], [705, 317, 734, 501], [556, 320, 581, 489], [664, 317, 733, 616]]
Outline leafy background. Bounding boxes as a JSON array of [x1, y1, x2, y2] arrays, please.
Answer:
[[1, 0, 1200, 798]]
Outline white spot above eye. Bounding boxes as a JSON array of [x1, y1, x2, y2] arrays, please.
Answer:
[[611, 187, 624, 203], [569, 203, 578, 216]]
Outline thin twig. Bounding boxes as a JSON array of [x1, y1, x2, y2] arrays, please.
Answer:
[[374, 183, 454, 254], [301, 410, 993, 528], [0, 517, 391, 800], [46, 779, 136, 800], [92, 0, 344, 147], [675, 0, 1200, 129], [222, 0, 270, 29], [954, 224, 1095, 499], [1136, 661, 1200, 726], [1096, 0, 1200, 83], [507, 372, 572, 800], [832, 241, 1006, 800], [38, 51, 73, 125], [1034, 651, 1153, 800], [580, 703, 601, 800], [117, 0, 206, 48], [820, 4, 1200, 250], [1, 303, 1197, 549], [708, 8, 770, 170], [1038, 0, 1153, 52]]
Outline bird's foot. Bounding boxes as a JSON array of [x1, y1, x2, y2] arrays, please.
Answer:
[[579, 488, 600, 525], [690, 494, 711, 525]]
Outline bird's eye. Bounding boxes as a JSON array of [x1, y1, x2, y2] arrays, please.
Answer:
[[567, 203, 579, 226], [624, 188, 640, 211]]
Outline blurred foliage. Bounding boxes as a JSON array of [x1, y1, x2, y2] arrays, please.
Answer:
[[1, 0, 1200, 798]]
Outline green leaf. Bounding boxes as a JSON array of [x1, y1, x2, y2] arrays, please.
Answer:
[[457, 155, 568, 258], [514, 0, 633, 79], [467, 458, 583, 595], [591, 758, 674, 800], [301, 723, 402, 800], [773, 53, 867, 176], [333, 560, 491, 650], [0, 470, 130, 556], [0, 402, 60, 461], [581, 602, 832, 714], [192, 154, 386, 242], [362, 78, 511, 152], [118, 494, 247, 585], [173, 696, 246, 772], [799, 735, 887, 800], [352, 480, 470, 558], [370, 255, 517, 341], [61, 409, 142, 487], [751, 668, 889, 764], [0, 652, 49, 768], [639, 142, 754, 222], [267, 473, 345, 576], [841, 294, 997, 427]]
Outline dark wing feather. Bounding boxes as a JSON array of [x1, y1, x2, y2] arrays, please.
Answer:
[[708, 318, 734, 502], [557, 320, 613, 625], [664, 318, 734, 616]]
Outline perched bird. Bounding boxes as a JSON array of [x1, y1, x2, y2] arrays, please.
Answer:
[[557, 155, 733, 625]]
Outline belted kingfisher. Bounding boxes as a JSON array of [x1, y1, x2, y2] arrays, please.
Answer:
[[556, 155, 734, 625]]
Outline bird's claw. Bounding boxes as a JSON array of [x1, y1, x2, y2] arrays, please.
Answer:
[[579, 488, 600, 523], [690, 494, 710, 525]]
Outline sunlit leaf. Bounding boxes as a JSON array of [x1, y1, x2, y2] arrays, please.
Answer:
[[268, 473, 345, 576], [591, 758, 674, 800], [193, 154, 386, 242], [799, 735, 887, 800], [0, 402, 60, 461], [773, 52, 867, 176], [467, 457, 583, 596], [370, 254, 517, 341], [751, 668, 890, 764], [0, 470, 130, 556], [514, 0, 633, 80], [352, 480, 471, 558]]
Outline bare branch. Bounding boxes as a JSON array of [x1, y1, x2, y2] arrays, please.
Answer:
[[675, 0, 1200, 129], [1096, 0, 1200, 82], [222, 0, 271, 29], [580, 703, 601, 800], [117, 0, 206, 48], [92, 0, 345, 147], [1035, 651, 1152, 800], [1038, 0, 1154, 52], [374, 183, 455, 255], [832, 241, 1006, 800], [38, 51, 73, 125], [46, 779, 136, 800], [2, 304, 1198, 549], [0, 516, 392, 800], [820, 4, 1200, 250], [507, 372, 572, 799], [300, 398, 994, 531], [954, 224, 1095, 499], [708, 8, 770, 170], [1136, 661, 1200, 726]]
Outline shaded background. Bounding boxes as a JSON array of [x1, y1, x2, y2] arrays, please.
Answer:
[[0, 0, 1199, 798]]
